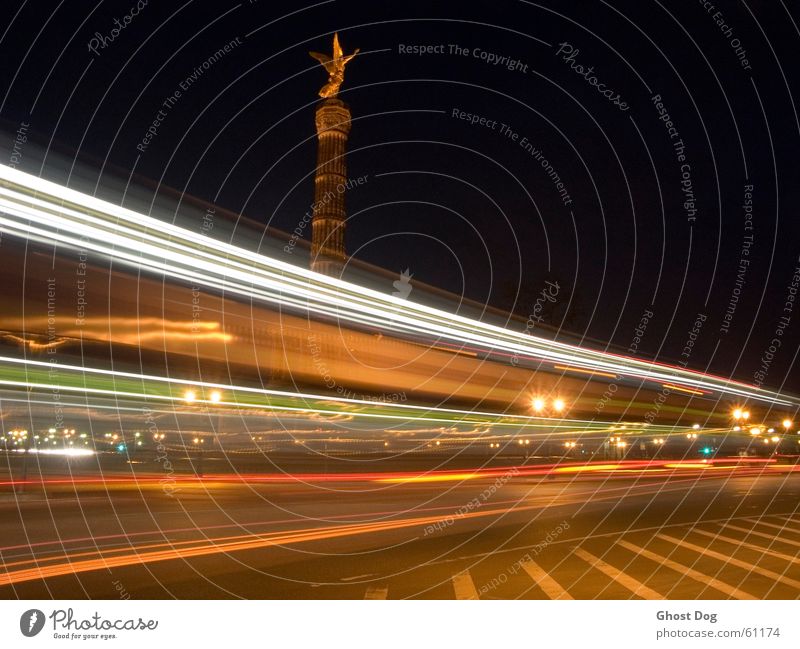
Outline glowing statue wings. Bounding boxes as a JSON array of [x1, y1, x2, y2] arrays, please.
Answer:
[[309, 33, 359, 98]]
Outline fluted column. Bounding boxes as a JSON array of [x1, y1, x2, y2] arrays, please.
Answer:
[[311, 98, 351, 276]]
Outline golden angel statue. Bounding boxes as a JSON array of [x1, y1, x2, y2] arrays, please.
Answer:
[[309, 33, 359, 98]]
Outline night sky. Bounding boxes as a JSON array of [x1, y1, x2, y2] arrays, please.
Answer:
[[1, 0, 799, 391]]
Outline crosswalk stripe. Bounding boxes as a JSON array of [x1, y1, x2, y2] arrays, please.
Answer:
[[364, 585, 388, 599], [573, 547, 663, 599], [519, 559, 573, 600], [452, 570, 480, 600], [617, 539, 756, 600], [695, 527, 800, 564], [770, 516, 800, 533], [656, 533, 800, 591], [741, 519, 800, 535]]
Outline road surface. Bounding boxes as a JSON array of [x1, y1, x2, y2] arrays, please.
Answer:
[[1, 466, 798, 599]]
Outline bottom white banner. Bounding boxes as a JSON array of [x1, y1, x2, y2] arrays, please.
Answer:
[[0, 600, 796, 648]]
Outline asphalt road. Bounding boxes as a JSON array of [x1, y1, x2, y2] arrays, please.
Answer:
[[1, 466, 799, 599]]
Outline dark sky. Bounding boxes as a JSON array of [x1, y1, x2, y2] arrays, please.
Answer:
[[1, 0, 799, 391]]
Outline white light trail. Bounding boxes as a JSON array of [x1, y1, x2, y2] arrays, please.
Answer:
[[0, 164, 793, 407]]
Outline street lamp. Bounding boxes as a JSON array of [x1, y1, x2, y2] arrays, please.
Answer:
[[183, 389, 196, 403], [208, 389, 224, 450], [193, 436, 205, 476], [783, 419, 793, 430]]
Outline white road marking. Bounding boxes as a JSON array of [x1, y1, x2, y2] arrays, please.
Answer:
[[769, 516, 800, 533], [739, 519, 800, 536], [519, 559, 573, 600], [573, 547, 663, 599], [696, 526, 800, 563], [364, 585, 388, 599], [617, 539, 756, 600], [657, 533, 800, 591], [452, 569, 480, 600]]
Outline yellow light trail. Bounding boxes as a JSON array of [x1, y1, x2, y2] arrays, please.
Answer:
[[553, 365, 618, 379], [662, 384, 706, 396], [376, 472, 481, 484]]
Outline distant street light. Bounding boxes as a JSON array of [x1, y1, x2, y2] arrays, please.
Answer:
[[183, 389, 196, 403]]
